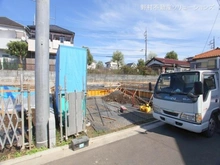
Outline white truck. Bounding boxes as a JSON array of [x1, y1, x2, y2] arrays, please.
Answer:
[[152, 63, 220, 137]]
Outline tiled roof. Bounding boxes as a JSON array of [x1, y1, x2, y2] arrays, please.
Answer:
[[155, 57, 190, 66], [0, 17, 24, 28], [126, 63, 135, 66], [28, 25, 75, 35], [193, 47, 220, 60]]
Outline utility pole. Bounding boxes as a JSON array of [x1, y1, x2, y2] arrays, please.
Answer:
[[144, 30, 147, 63], [217, 0, 220, 9], [35, 0, 50, 148], [209, 36, 215, 49]]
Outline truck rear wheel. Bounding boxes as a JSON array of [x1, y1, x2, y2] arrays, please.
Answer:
[[203, 115, 216, 138]]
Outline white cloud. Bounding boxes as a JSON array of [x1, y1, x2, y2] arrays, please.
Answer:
[[62, 0, 220, 63]]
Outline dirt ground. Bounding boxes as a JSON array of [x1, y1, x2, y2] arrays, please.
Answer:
[[0, 89, 153, 161]]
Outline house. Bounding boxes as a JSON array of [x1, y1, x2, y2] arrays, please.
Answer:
[[87, 62, 96, 69], [0, 17, 75, 71], [126, 62, 136, 68], [146, 57, 190, 74], [191, 47, 220, 69], [0, 17, 29, 66], [26, 25, 75, 70], [105, 61, 119, 69]]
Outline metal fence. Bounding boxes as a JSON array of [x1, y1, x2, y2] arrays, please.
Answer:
[[0, 58, 56, 71], [58, 89, 86, 141], [0, 86, 33, 151]]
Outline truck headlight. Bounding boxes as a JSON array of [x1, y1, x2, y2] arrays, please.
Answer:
[[153, 105, 162, 114], [180, 113, 202, 123], [180, 113, 195, 122]]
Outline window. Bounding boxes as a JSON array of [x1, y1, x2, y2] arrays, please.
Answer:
[[2, 54, 9, 57], [203, 74, 216, 100], [60, 37, 64, 43]]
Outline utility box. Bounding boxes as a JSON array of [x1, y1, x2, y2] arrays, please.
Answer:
[[71, 136, 89, 151]]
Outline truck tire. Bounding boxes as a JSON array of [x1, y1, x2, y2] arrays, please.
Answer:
[[203, 115, 216, 138]]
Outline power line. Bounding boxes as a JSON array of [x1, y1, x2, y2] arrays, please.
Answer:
[[202, 10, 219, 52]]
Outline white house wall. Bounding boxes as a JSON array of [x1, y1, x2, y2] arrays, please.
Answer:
[[28, 38, 73, 54], [147, 60, 162, 66]]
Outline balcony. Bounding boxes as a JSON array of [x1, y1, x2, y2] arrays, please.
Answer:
[[28, 39, 74, 54], [0, 38, 22, 49]]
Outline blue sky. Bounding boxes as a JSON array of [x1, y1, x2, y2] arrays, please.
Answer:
[[1, 0, 220, 64]]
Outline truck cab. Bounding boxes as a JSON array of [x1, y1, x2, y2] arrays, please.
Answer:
[[152, 70, 220, 137]]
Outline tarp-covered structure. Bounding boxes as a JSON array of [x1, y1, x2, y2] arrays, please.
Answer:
[[55, 45, 87, 136]]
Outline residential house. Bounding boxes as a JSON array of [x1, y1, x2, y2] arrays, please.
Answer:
[[87, 62, 96, 69], [191, 47, 220, 69], [126, 62, 136, 68], [0, 17, 29, 66], [0, 17, 75, 71], [105, 61, 119, 69], [26, 25, 75, 70], [146, 57, 190, 74]]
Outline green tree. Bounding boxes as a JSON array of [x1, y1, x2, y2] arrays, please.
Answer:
[[96, 61, 104, 69], [83, 46, 93, 65], [112, 50, 124, 68], [6, 41, 28, 68], [148, 51, 157, 60], [120, 65, 136, 75], [137, 59, 145, 67], [137, 59, 146, 75], [165, 51, 178, 60]]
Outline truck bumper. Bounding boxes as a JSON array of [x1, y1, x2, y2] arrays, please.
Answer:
[[153, 112, 208, 133]]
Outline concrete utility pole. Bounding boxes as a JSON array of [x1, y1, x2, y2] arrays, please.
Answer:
[[144, 30, 147, 63], [35, 0, 50, 148]]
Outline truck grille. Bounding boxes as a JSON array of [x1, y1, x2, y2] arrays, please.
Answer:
[[163, 110, 179, 117]]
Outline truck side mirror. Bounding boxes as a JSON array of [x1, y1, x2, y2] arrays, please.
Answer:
[[194, 81, 203, 95]]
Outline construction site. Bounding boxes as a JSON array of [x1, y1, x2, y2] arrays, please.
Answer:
[[0, 71, 156, 158], [0, 45, 157, 161]]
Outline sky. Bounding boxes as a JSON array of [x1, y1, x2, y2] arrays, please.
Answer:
[[0, 0, 220, 64]]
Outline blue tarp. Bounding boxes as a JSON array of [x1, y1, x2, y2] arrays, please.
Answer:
[[55, 45, 87, 114], [0, 86, 35, 99]]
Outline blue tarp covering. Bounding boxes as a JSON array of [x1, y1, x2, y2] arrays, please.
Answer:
[[0, 86, 35, 99], [55, 45, 87, 114]]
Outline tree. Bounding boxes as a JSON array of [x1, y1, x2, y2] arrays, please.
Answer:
[[112, 50, 124, 68], [6, 41, 28, 68], [137, 59, 146, 75], [120, 65, 136, 74], [148, 51, 157, 60], [96, 61, 104, 69], [165, 51, 178, 60], [83, 46, 93, 65], [137, 59, 145, 67]]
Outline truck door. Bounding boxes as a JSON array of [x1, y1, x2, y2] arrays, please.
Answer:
[[202, 73, 218, 121]]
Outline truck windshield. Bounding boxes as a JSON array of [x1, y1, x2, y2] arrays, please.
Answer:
[[154, 72, 199, 103]]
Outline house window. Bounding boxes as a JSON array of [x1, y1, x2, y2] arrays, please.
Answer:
[[60, 37, 64, 43], [2, 54, 9, 57]]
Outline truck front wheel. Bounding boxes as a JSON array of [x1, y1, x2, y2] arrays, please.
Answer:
[[203, 115, 216, 138]]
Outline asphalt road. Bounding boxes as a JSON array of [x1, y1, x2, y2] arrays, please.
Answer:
[[47, 123, 220, 165]]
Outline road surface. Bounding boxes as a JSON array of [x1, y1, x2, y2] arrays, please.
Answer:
[[47, 123, 220, 165]]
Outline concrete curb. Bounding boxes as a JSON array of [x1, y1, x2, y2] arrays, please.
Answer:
[[1, 120, 163, 165]]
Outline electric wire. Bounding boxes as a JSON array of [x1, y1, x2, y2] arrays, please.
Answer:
[[202, 10, 220, 52]]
